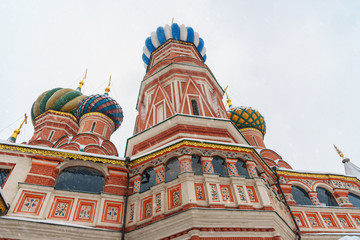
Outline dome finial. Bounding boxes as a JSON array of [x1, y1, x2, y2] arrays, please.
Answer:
[[77, 69, 87, 91], [224, 86, 232, 108], [334, 144, 344, 158], [334, 144, 350, 163], [105, 75, 111, 95], [171, 17, 174, 24], [8, 113, 28, 143]]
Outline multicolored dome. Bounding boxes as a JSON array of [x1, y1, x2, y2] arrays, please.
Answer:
[[227, 106, 266, 136], [142, 23, 207, 68], [76, 94, 124, 131], [31, 88, 87, 124]]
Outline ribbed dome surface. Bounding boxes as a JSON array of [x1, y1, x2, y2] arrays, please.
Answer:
[[142, 23, 207, 69], [31, 88, 86, 124], [76, 94, 123, 131], [227, 106, 266, 136]]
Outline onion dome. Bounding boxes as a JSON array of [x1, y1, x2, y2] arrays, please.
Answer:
[[31, 88, 87, 124], [142, 22, 207, 68], [227, 106, 266, 136], [76, 94, 124, 131]]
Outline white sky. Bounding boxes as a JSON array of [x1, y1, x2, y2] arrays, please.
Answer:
[[0, 0, 359, 174]]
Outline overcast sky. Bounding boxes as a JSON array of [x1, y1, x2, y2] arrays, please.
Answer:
[[0, 0, 359, 174]]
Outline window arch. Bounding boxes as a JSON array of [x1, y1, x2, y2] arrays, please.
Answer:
[[166, 158, 180, 182], [212, 156, 228, 177], [291, 186, 313, 205], [236, 159, 249, 177], [191, 99, 200, 115], [348, 193, 360, 208], [316, 187, 338, 207], [191, 155, 202, 175], [54, 166, 105, 194], [141, 167, 155, 192]]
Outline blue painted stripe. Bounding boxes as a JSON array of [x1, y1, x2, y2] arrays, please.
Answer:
[[197, 38, 204, 53], [186, 27, 194, 42], [145, 37, 155, 52], [171, 23, 180, 40], [156, 26, 166, 45], [142, 53, 150, 65], [203, 54, 207, 62]]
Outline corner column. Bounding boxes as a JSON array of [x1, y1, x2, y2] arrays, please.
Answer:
[[131, 174, 142, 193], [333, 188, 353, 207], [179, 155, 192, 173], [154, 164, 166, 184], [308, 191, 321, 206], [225, 158, 239, 176], [200, 156, 214, 174], [245, 160, 258, 178]]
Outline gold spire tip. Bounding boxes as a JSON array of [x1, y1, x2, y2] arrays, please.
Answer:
[[333, 144, 344, 158], [224, 85, 232, 108], [171, 17, 174, 24], [78, 69, 87, 89], [105, 75, 111, 94], [9, 113, 28, 141]]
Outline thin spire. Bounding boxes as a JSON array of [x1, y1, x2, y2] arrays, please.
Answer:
[[105, 75, 111, 95], [224, 86, 232, 108], [77, 69, 87, 91], [334, 144, 345, 159], [171, 17, 174, 24], [8, 113, 28, 143]]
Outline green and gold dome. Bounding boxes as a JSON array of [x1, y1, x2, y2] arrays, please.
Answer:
[[227, 106, 266, 136], [31, 87, 87, 124]]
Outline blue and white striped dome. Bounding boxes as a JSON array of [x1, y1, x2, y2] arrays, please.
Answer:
[[142, 23, 207, 68]]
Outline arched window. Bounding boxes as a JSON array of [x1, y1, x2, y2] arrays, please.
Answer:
[[236, 159, 249, 177], [191, 99, 199, 115], [141, 167, 155, 192], [316, 187, 338, 207], [348, 193, 360, 208], [212, 156, 228, 177], [55, 167, 105, 194], [291, 186, 313, 205], [166, 158, 180, 182], [191, 155, 202, 175]]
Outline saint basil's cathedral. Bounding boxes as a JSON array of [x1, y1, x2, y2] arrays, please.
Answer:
[[0, 22, 359, 240]]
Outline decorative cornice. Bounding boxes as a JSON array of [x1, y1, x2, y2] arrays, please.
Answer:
[[80, 112, 115, 129], [35, 110, 77, 122], [0, 143, 124, 166], [277, 170, 359, 182], [130, 140, 252, 166]]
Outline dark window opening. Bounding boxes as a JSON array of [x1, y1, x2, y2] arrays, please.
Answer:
[[48, 130, 55, 141], [191, 155, 202, 175], [90, 122, 96, 132], [252, 136, 258, 146], [236, 159, 249, 177], [291, 186, 313, 205], [141, 167, 155, 192], [0, 169, 10, 187], [54, 167, 105, 194], [212, 156, 228, 177], [348, 193, 360, 208], [166, 158, 180, 182], [191, 99, 199, 116], [316, 187, 339, 207]]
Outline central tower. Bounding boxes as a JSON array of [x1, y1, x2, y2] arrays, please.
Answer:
[[127, 23, 247, 156]]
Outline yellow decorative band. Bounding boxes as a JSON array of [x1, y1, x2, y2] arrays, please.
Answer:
[[130, 140, 253, 166], [35, 110, 77, 122], [277, 170, 359, 182], [0, 144, 124, 166], [80, 112, 115, 129]]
